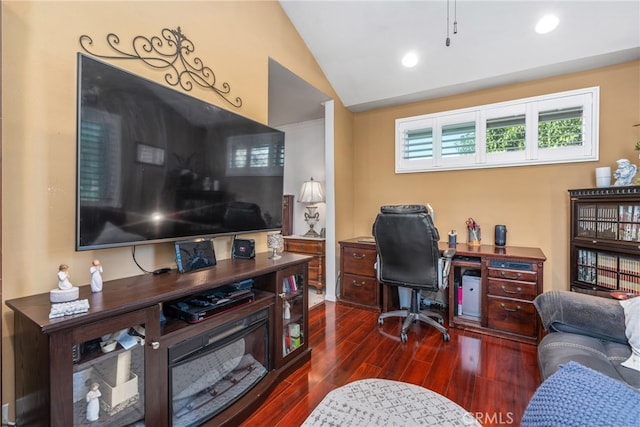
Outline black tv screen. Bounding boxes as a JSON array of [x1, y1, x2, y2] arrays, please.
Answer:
[[76, 54, 285, 250]]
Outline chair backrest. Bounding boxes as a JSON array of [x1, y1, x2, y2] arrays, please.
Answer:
[[372, 205, 440, 289]]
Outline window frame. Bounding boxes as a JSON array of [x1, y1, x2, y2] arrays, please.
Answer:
[[395, 87, 599, 173]]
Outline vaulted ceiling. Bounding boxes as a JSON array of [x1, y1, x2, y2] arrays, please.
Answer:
[[279, 0, 640, 113]]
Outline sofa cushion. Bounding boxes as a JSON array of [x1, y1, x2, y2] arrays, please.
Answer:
[[534, 290, 627, 344], [522, 361, 640, 427], [537, 332, 640, 389], [621, 297, 640, 372]]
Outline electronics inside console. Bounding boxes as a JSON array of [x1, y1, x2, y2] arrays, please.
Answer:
[[164, 279, 255, 323]]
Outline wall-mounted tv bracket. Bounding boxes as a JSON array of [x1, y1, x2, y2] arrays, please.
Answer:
[[79, 26, 242, 108]]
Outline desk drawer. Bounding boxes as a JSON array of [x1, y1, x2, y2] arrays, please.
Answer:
[[487, 278, 537, 301], [285, 240, 324, 255], [342, 247, 377, 277], [341, 274, 378, 306], [487, 268, 537, 283], [487, 297, 537, 337]]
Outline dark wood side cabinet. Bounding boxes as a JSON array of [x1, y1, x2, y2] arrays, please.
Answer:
[[6, 253, 311, 427], [338, 238, 381, 311], [284, 236, 325, 294], [569, 186, 640, 297]]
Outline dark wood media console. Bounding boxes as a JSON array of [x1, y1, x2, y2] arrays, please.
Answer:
[[7, 252, 311, 427]]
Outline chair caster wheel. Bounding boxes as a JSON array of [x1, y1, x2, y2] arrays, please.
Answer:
[[400, 332, 408, 343], [443, 333, 450, 342], [378, 317, 383, 326]]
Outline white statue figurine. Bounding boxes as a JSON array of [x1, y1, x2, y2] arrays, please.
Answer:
[[284, 300, 291, 320], [57, 264, 73, 290], [86, 382, 101, 422], [90, 259, 103, 293], [50, 263, 79, 303], [613, 158, 638, 186]]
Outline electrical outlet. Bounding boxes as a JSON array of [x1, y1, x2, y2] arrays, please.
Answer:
[[2, 403, 8, 425]]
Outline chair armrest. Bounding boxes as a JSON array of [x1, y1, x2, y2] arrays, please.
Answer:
[[533, 290, 627, 345], [438, 249, 456, 289], [442, 248, 456, 259]]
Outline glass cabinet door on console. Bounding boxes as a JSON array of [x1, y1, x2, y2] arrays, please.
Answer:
[[65, 306, 160, 427], [11, 304, 161, 427], [570, 187, 640, 297], [72, 324, 147, 425], [275, 264, 308, 368]]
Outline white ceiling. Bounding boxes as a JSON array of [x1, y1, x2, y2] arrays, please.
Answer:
[[279, 0, 640, 113]]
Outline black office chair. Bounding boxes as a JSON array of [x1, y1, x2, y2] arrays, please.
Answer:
[[373, 205, 455, 342]]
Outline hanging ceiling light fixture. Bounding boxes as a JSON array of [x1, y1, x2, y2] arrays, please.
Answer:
[[445, 0, 459, 47]]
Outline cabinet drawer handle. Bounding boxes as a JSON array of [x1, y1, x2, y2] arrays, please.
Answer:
[[351, 280, 365, 287], [150, 341, 160, 350], [500, 271, 522, 280], [351, 253, 366, 260], [500, 303, 521, 312], [500, 285, 522, 294]]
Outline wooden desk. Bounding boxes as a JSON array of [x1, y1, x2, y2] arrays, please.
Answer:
[[339, 238, 546, 344], [444, 243, 546, 344]]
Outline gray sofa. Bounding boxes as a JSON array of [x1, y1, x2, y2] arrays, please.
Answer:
[[533, 290, 640, 389]]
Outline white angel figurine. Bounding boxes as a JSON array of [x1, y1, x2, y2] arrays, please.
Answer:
[[57, 264, 73, 290], [90, 259, 103, 293], [86, 382, 101, 422]]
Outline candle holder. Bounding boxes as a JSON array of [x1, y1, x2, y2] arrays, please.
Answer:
[[267, 232, 283, 260]]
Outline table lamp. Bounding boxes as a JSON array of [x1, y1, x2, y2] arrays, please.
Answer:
[[298, 177, 325, 237]]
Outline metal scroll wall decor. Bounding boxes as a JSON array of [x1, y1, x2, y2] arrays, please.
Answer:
[[79, 27, 242, 108]]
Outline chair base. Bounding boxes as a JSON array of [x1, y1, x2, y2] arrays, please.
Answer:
[[378, 289, 450, 342]]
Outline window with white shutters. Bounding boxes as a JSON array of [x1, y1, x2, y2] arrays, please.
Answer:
[[395, 87, 599, 173]]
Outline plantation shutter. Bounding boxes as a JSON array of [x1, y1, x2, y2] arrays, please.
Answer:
[[403, 128, 433, 160], [442, 122, 475, 157]]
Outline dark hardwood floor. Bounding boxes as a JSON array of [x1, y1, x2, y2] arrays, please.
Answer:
[[242, 301, 541, 427]]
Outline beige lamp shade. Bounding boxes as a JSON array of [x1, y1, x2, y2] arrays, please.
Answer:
[[298, 178, 325, 203], [298, 178, 325, 237]]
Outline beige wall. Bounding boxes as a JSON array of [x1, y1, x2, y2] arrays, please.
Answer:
[[352, 60, 640, 295], [1, 0, 354, 408]]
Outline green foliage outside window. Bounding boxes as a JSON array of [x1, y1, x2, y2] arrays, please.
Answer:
[[485, 118, 583, 153], [486, 125, 526, 153], [538, 118, 583, 148]]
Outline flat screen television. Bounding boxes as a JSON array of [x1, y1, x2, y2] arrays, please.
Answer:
[[76, 53, 285, 250]]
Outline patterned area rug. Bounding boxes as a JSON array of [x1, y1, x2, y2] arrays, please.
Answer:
[[303, 379, 480, 426]]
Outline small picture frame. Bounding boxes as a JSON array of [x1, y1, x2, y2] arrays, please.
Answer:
[[175, 238, 217, 273]]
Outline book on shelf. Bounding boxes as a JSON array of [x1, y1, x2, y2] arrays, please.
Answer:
[[619, 274, 639, 294], [596, 253, 617, 270], [596, 268, 617, 289], [620, 257, 640, 275], [282, 275, 299, 293]]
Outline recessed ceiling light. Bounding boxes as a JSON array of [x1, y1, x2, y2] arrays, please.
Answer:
[[402, 52, 418, 68], [535, 14, 559, 34]]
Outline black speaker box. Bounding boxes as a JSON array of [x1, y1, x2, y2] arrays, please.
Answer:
[[232, 239, 256, 259], [495, 225, 507, 247]]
